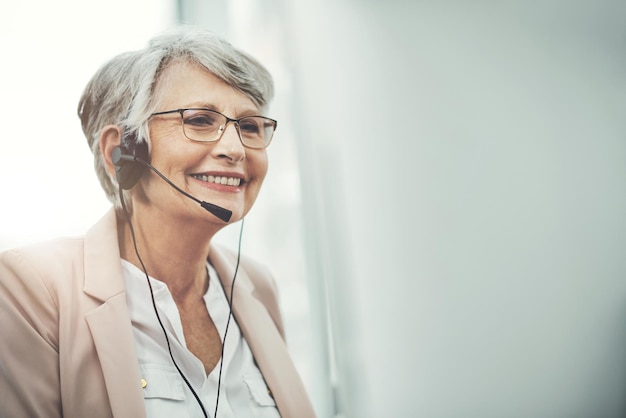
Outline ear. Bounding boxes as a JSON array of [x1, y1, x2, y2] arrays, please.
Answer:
[[100, 125, 123, 178]]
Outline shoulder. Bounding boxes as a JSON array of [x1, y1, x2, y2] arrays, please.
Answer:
[[0, 237, 86, 300], [214, 244, 278, 297], [241, 252, 280, 302], [0, 237, 86, 350], [211, 243, 285, 339], [1, 237, 85, 279], [1, 237, 85, 260]]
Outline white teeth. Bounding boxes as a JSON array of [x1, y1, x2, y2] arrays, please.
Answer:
[[193, 174, 241, 186]]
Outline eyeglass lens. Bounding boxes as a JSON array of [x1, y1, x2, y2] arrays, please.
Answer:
[[181, 109, 274, 148]]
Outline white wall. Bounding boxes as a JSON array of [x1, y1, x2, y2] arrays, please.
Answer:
[[285, 1, 626, 417]]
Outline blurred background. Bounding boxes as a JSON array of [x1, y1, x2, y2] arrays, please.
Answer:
[[1, 1, 626, 417]]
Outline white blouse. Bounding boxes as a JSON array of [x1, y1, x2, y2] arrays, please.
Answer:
[[122, 260, 281, 418]]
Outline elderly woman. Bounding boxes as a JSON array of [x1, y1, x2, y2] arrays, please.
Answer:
[[0, 27, 315, 418]]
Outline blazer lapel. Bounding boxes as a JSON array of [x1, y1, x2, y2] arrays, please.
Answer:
[[83, 209, 146, 418], [210, 246, 316, 418]]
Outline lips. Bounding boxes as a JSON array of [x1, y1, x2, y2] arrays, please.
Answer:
[[191, 174, 242, 186]]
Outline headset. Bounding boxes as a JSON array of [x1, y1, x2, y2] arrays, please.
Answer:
[[112, 129, 232, 222], [112, 129, 149, 190]]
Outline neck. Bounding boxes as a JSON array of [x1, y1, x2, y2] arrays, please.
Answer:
[[118, 207, 222, 301]]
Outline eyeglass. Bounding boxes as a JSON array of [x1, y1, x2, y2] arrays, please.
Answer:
[[149, 108, 277, 149]]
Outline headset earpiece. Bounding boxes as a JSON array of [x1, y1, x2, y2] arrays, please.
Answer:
[[112, 129, 150, 190]]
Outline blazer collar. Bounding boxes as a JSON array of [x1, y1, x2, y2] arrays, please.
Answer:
[[209, 245, 316, 418], [82, 208, 146, 417]]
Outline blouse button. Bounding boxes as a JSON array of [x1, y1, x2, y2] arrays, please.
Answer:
[[141, 378, 148, 389]]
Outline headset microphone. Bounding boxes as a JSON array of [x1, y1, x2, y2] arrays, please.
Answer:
[[111, 143, 232, 222]]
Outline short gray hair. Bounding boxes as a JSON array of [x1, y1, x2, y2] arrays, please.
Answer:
[[77, 26, 274, 211]]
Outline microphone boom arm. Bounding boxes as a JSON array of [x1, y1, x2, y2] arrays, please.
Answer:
[[117, 154, 233, 222]]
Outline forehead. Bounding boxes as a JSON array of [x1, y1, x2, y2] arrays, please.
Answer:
[[152, 59, 258, 114]]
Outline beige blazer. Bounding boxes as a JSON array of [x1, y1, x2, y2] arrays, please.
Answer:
[[0, 209, 316, 418]]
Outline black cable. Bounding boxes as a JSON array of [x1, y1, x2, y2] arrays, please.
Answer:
[[214, 218, 244, 418], [120, 188, 210, 417]]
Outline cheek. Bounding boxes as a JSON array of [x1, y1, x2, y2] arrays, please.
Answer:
[[251, 153, 269, 184], [245, 154, 268, 203]]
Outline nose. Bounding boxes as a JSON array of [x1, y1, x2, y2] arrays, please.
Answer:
[[212, 121, 245, 162]]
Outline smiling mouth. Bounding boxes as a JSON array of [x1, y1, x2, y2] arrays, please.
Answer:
[[192, 174, 242, 186]]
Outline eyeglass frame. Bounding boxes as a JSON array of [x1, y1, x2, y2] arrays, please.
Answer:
[[149, 108, 278, 149]]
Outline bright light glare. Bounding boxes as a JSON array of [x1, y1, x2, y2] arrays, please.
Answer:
[[0, 1, 175, 250]]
